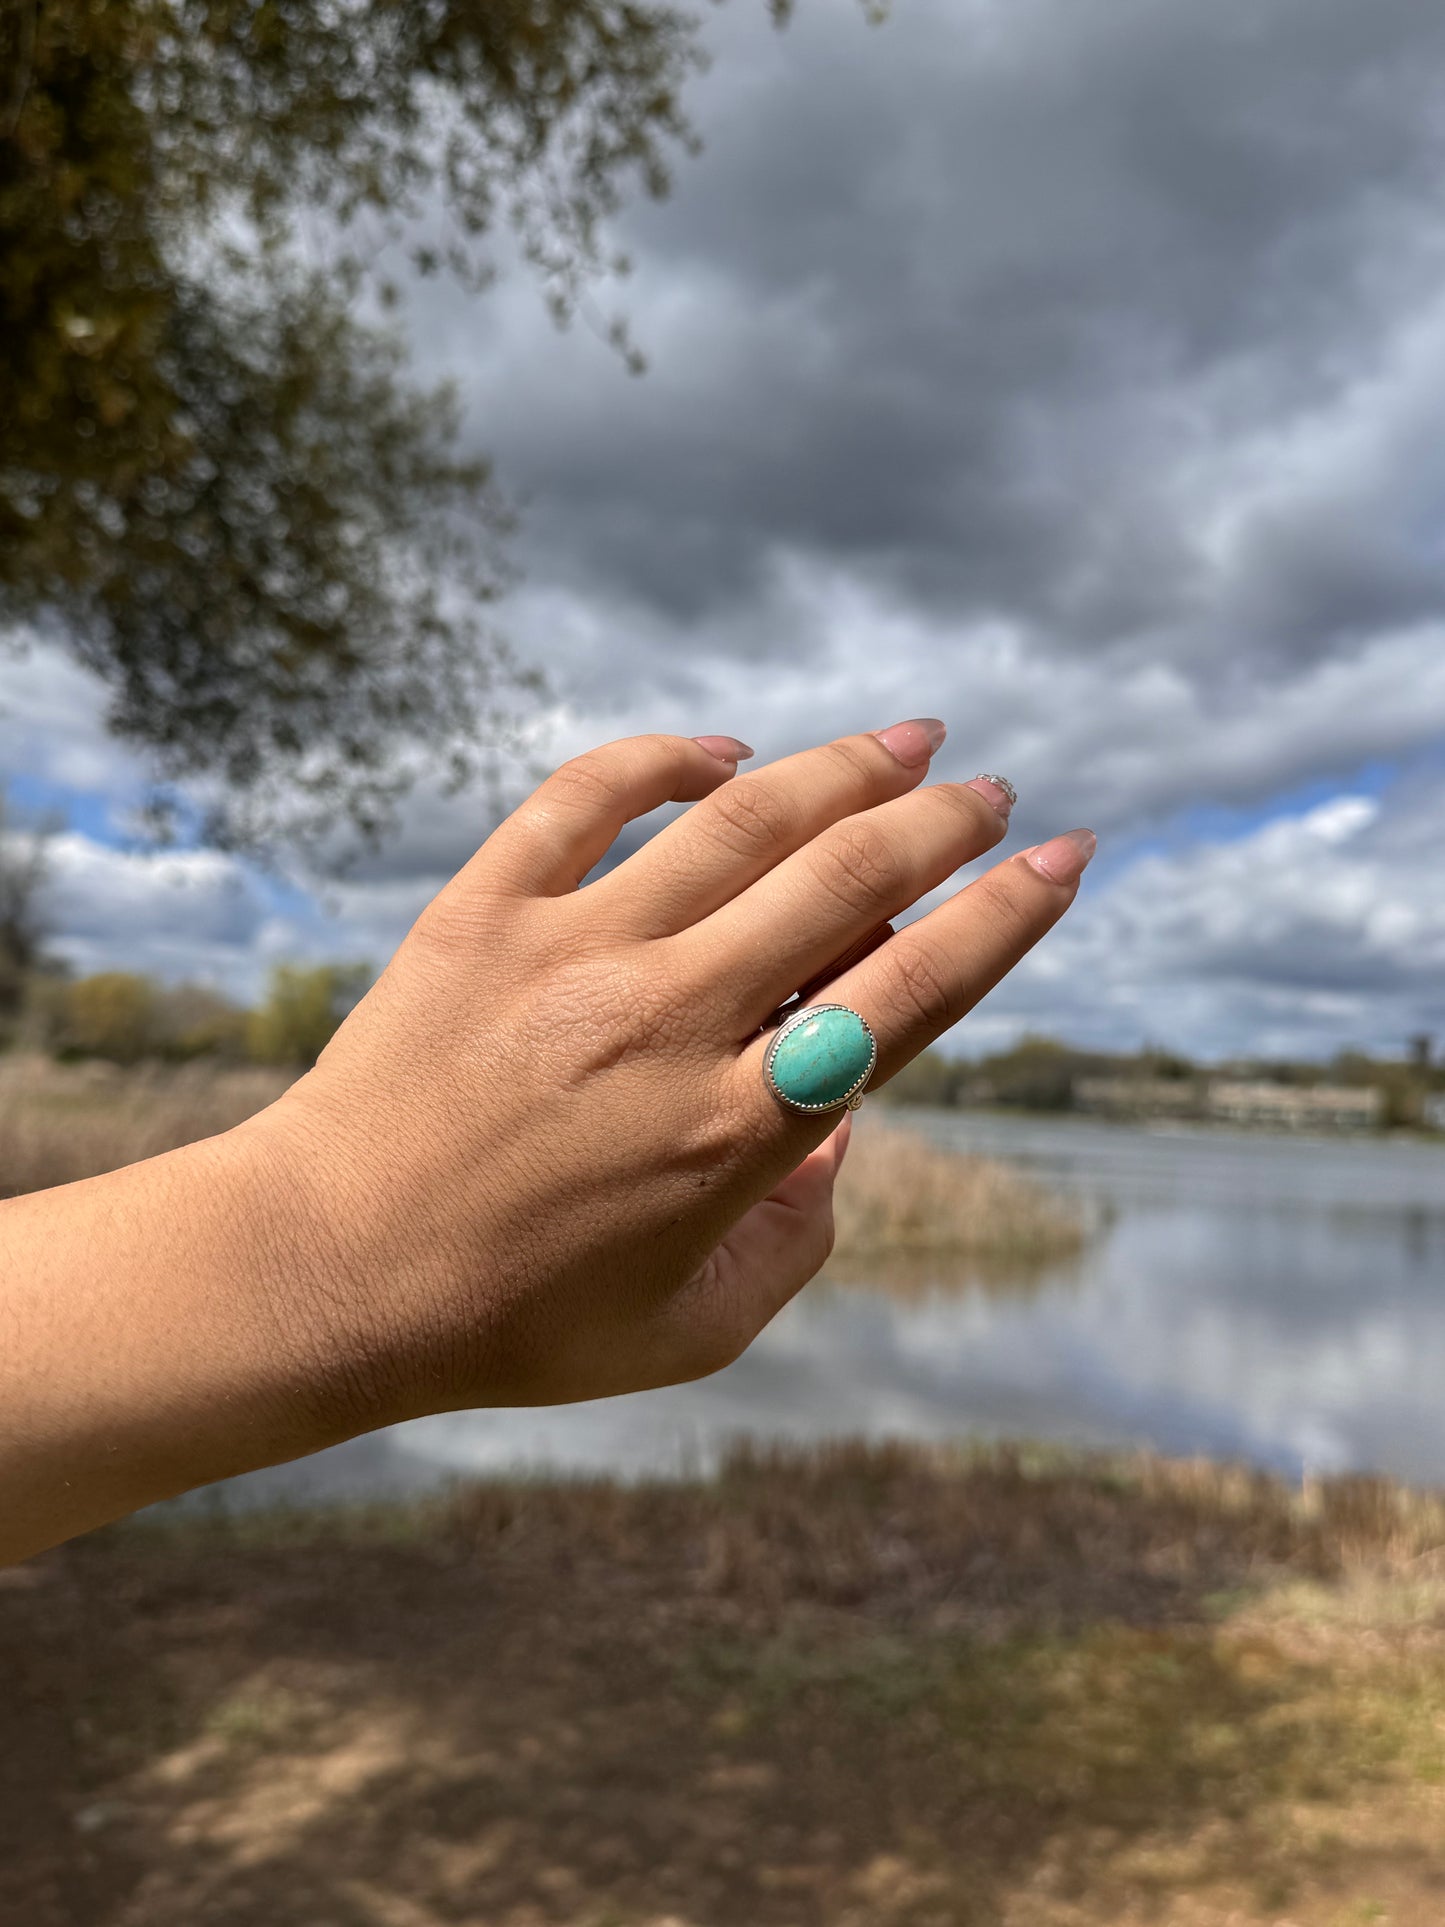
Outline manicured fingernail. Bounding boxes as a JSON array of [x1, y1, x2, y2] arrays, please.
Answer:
[[1025, 829, 1097, 885], [693, 735, 755, 762], [965, 774, 1016, 822], [873, 718, 947, 768], [832, 1110, 853, 1172]]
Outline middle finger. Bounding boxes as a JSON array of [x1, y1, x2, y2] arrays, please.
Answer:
[[591, 721, 947, 936]]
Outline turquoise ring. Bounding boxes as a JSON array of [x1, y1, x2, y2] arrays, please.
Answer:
[[763, 1003, 878, 1115]]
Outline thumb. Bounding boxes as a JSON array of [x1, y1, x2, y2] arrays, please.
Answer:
[[718, 1110, 852, 1312], [655, 1115, 852, 1377]]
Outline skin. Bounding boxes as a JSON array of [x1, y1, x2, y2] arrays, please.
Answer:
[[0, 722, 1095, 1564]]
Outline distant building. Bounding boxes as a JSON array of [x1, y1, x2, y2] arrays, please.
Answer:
[[1204, 1082, 1383, 1131], [1073, 1077, 1204, 1120]]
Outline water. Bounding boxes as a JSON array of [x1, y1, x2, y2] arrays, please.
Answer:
[[172, 1112, 1445, 1513]]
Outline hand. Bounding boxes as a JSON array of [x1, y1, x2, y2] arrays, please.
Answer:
[[253, 721, 1094, 1430]]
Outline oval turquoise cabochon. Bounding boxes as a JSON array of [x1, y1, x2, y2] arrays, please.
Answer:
[[766, 1005, 877, 1112]]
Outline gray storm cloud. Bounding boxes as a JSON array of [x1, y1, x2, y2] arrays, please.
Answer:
[[7, 0, 1445, 1056]]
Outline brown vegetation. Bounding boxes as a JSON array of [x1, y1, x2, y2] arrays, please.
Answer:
[[6, 1442, 1445, 1926], [830, 1121, 1086, 1279], [0, 1055, 291, 1198]]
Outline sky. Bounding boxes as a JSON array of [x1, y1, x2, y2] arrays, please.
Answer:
[[6, 0, 1445, 1062]]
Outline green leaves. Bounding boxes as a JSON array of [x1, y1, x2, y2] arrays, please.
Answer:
[[0, 0, 708, 852]]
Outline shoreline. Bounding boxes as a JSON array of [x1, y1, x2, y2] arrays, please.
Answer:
[[9, 1442, 1445, 1925], [890, 1100, 1445, 1145]]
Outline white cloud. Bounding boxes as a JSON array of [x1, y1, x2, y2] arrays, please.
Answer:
[[974, 775, 1445, 1058]]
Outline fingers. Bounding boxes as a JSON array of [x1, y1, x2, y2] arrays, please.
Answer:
[[732, 828, 1096, 1122], [682, 779, 1010, 1025], [483, 734, 752, 896], [593, 719, 948, 936]]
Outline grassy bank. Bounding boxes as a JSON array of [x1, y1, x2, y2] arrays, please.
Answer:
[[7, 1443, 1445, 1926]]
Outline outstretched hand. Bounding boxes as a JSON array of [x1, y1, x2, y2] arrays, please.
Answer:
[[1, 720, 1094, 1560], [255, 721, 1094, 1426]]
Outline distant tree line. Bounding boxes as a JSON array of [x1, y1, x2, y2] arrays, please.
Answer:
[[0, 802, 367, 1065], [8, 960, 368, 1068], [881, 1034, 1445, 1129]]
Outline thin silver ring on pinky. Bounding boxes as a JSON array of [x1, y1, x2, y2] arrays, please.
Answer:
[[762, 1002, 878, 1115]]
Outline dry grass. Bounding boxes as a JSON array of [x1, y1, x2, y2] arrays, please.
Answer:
[[0, 1054, 292, 1198], [8, 1443, 1445, 1927], [830, 1120, 1087, 1280]]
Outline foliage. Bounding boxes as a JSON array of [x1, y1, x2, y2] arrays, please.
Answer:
[[59, 969, 157, 1061], [830, 1123, 1085, 1284], [886, 1034, 1444, 1123], [0, 794, 51, 1018], [149, 980, 250, 1060], [876, 1047, 974, 1109], [0, 0, 718, 849], [246, 960, 369, 1066]]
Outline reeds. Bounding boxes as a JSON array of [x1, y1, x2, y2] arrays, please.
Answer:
[[829, 1120, 1086, 1275], [0, 1055, 291, 1197]]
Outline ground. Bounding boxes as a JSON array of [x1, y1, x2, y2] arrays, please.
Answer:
[[5, 1443, 1445, 1927]]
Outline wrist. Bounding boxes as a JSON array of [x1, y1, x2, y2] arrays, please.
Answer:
[[0, 1115, 376, 1560], [232, 1080, 495, 1439]]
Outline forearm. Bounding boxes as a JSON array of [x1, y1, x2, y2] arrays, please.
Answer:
[[0, 1120, 346, 1564]]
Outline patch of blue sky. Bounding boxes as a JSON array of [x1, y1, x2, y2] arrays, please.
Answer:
[[5, 773, 122, 844], [1107, 745, 1445, 870]]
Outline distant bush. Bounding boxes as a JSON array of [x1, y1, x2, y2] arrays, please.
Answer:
[[877, 1049, 974, 1108], [61, 971, 157, 1063], [247, 963, 370, 1067], [151, 983, 250, 1063]]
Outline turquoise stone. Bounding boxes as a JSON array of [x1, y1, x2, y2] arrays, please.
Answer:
[[766, 1005, 876, 1112]]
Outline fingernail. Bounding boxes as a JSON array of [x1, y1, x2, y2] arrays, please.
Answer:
[[693, 735, 755, 762], [873, 718, 947, 768], [965, 773, 1016, 822], [833, 1110, 853, 1172], [1025, 829, 1097, 885]]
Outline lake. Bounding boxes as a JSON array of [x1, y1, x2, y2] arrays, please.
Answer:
[[172, 1111, 1445, 1512]]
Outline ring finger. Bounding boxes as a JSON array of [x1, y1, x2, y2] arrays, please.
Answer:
[[735, 830, 1097, 1131]]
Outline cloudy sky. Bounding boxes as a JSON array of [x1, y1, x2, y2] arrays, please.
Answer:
[[7, 0, 1445, 1061]]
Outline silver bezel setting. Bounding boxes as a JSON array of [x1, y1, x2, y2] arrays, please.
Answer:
[[762, 1002, 878, 1115]]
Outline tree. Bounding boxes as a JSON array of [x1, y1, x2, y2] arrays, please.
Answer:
[[0, 0, 716, 851], [0, 794, 52, 1020], [247, 961, 369, 1066]]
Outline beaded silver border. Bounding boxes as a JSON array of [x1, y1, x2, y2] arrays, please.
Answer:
[[762, 1002, 878, 1115]]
